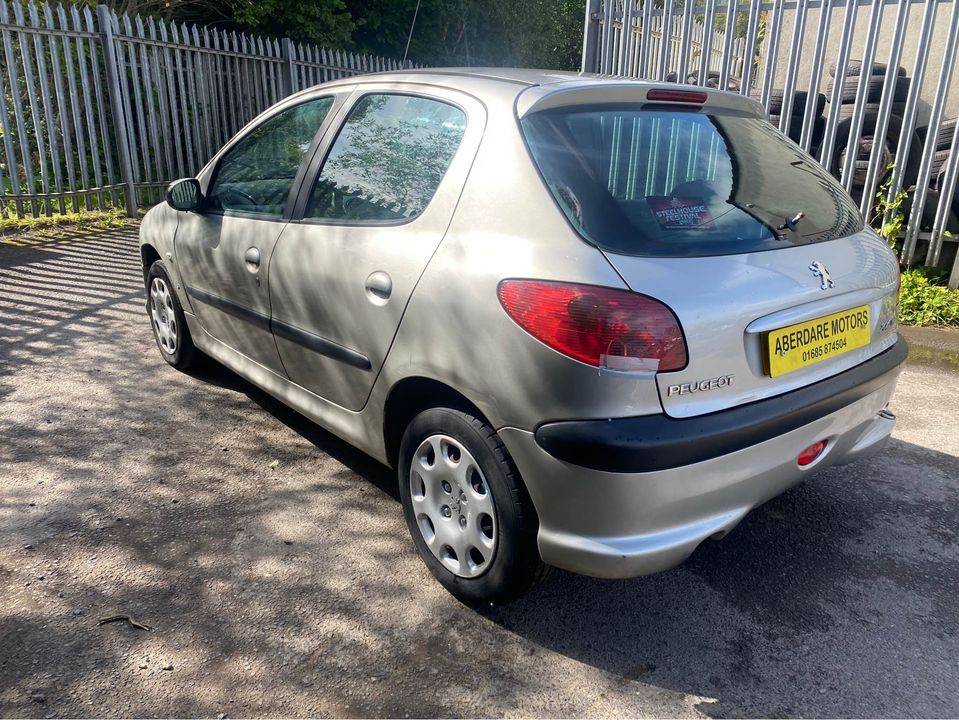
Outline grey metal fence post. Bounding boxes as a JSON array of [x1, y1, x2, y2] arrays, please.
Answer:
[[95, 4, 136, 216], [581, 0, 601, 73], [282, 37, 296, 97]]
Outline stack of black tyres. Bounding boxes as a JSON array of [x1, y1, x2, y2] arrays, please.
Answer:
[[930, 118, 959, 236], [664, 70, 742, 93], [767, 89, 827, 151], [931, 117, 957, 193], [826, 61, 909, 118], [825, 60, 919, 187]]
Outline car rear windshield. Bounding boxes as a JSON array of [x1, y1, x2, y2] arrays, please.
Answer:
[[521, 104, 863, 258]]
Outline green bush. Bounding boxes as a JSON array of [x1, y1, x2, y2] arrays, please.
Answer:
[[898, 269, 959, 327]]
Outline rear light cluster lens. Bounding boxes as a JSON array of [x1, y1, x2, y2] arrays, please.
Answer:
[[497, 279, 687, 371]]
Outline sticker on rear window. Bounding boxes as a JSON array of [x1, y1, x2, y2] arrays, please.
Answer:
[[646, 196, 715, 229]]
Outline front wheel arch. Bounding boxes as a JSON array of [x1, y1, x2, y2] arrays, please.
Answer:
[[140, 243, 161, 288]]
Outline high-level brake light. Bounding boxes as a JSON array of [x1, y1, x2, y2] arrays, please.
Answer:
[[646, 89, 709, 104]]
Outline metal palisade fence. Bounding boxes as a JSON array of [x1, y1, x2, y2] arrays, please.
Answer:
[[582, 0, 959, 287], [0, 1, 416, 219]]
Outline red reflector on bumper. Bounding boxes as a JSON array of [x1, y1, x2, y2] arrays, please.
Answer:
[[797, 440, 827, 466]]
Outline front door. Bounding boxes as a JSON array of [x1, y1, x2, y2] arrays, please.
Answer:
[[269, 86, 485, 410], [174, 96, 337, 374]]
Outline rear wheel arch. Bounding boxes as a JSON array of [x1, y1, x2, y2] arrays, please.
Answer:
[[383, 376, 492, 470], [384, 375, 541, 530]]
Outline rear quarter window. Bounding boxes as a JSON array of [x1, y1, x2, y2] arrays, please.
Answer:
[[521, 105, 863, 258]]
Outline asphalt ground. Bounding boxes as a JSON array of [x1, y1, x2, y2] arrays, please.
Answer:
[[1, 226, 957, 717]]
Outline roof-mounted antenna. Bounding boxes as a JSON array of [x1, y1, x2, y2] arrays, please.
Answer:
[[403, 0, 422, 67], [462, 0, 470, 67]]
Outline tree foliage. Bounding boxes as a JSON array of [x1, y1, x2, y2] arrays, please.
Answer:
[[232, 0, 355, 46], [95, 0, 586, 70]]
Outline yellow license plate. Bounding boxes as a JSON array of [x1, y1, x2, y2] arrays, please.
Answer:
[[766, 305, 871, 377]]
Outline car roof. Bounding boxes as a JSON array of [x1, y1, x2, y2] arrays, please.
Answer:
[[323, 67, 593, 89], [293, 67, 767, 119]]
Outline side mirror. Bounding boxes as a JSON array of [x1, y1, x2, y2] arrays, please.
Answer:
[[166, 178, 203, 212]]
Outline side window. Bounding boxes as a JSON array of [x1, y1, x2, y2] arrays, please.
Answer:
[[207, 97, 334, 216], [305, 94, 466, 222]]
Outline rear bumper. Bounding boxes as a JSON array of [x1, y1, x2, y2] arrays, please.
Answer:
[[499, 339, 906, 579], [534, 338, 908, 472]]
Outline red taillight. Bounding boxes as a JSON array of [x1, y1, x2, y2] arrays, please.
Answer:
[[646, 88, 708, 104], [497, 280, 687, 371], [797, 440, 827, 466]]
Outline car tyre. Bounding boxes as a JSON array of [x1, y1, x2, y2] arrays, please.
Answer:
[[935, 118, 957, 152], [398, 407, 547, 605], [146, 260, 197, 371], [826, 76, 910, 104], [931, 148, 953, 184], [830, 111, 921, 187], [768, 89, 825, 118], [828, 60, 906, 78], [835, 101, 907, 119]]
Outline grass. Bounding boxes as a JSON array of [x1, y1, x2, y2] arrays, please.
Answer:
[[0, 209, 139, 237]]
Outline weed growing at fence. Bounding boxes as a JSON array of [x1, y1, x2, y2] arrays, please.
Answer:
[[899, 268, 959, 327], [872, 164, 909, 253], [869, 166, 959, 325]]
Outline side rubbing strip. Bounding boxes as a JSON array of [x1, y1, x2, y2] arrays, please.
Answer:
[[271, 319, 372, 371], [185, 285, 271, 331], [184, 285, 372, 371]]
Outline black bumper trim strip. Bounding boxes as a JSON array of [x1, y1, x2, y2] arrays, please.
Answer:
[[534, 338, 908, 473]]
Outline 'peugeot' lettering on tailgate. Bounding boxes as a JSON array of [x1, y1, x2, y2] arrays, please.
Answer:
[[667, 374, 735, 397]]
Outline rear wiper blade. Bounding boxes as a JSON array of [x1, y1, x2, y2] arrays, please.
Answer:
[[777, 211, 805, 232]]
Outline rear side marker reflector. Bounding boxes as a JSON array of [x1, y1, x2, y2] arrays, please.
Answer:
[[497, 279, 687, 371], [797, 440, 827, 466]]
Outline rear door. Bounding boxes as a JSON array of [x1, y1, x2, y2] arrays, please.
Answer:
[[174, 96, 338, 373], [268, 84, 485, 411], [520, 98, 900, 418]]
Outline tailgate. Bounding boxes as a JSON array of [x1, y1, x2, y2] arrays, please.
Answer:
[[601, 229, 900, 418], [518, 89, 900, 418]]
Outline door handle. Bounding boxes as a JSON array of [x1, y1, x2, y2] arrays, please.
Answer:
[[365, 271, 392, 303], [243, 246, 261, 273]]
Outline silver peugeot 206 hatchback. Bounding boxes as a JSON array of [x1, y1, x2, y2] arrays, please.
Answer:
[[140, 69, 906, 604]]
